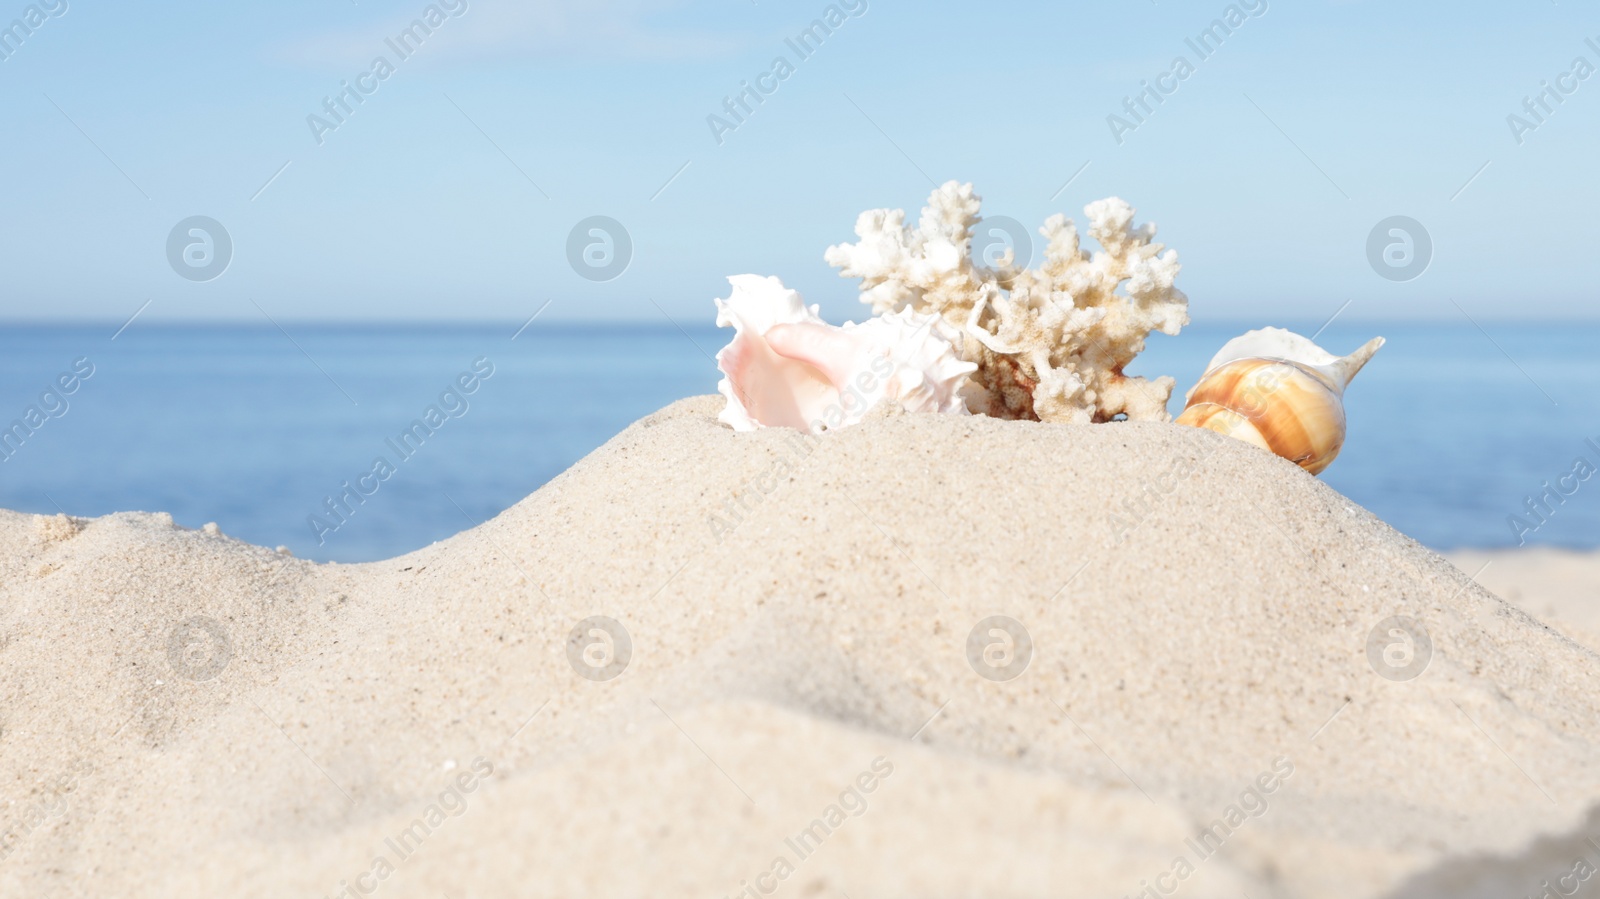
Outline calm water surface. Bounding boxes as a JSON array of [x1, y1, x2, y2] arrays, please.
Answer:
[[0, 321, 1594, 561]]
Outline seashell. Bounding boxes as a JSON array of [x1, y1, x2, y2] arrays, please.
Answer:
[[1175, 327, 1384, 475], [715, 274, 976, 432]]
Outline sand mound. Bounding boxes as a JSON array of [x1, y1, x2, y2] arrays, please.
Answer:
[[1447, 547, 1600, 652], [3, 396, 1599, 898]]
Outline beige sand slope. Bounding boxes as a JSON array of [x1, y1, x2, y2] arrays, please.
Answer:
[[1445, 547, 1600, 653], [3, 396, 1599, 898]]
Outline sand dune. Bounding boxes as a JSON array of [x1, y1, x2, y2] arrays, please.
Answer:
[[3, 396, 1598, 898], [1445, 547, 1600, 653]]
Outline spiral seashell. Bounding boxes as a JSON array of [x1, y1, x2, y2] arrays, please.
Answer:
[[1175, 327, 1384, 475], [714, 275, 976, 432]]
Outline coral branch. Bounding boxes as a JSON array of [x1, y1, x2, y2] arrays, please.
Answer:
[[825, 181, 1188, 424]]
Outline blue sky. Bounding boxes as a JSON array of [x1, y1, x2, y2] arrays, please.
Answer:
[[0, 0, 1596, 325]]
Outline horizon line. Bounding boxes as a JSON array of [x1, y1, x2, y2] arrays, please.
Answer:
[[3, 315, 1598, 327]]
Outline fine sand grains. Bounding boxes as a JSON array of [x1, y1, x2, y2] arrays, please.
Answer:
[[2, 395, 1599, 898]]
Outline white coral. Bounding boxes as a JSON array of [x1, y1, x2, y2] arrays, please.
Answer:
[[824, 181, 1188, 424]]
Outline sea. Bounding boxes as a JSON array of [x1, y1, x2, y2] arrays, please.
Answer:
[[0, 321, 1595, 563]]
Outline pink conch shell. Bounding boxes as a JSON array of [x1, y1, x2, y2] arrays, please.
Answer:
[[714, 275, 976, 432]]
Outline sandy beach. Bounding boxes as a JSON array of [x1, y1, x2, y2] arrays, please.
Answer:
[[2, 395, 1598, 898]]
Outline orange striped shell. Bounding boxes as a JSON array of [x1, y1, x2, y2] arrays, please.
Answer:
[[1175, 329, 1384, 476], [1175, 358, 1346, 474]]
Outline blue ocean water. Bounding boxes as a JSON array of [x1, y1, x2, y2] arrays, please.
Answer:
[[0, 321, 1594, 562]]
